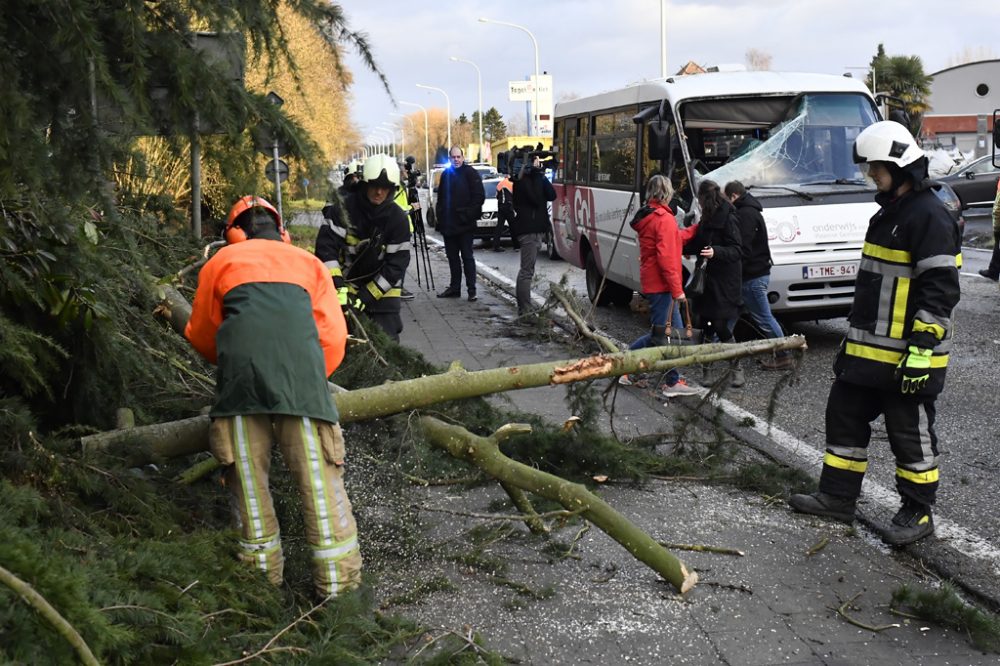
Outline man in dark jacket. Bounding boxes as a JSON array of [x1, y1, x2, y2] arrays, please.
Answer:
[[511, 154, 557, 315], [186, 196, 360, 600], [724, 181, 792, 370], [789, 121, 961, 546], [493, 175, 514, 252], [434, 146, 485, 301], [315, 154, 412, 341]]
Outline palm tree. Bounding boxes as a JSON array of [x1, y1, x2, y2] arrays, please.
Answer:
[[868, 45, 931, 135]]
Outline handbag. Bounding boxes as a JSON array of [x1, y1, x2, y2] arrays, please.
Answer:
[[686, 259, 707, 298], [664, 298, 704, 345]]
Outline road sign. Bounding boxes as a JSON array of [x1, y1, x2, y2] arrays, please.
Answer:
[[266, 91, 284, 107], [265, 159, 289, 184], [252, 124, 287, 157]]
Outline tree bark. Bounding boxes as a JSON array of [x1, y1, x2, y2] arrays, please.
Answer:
[[80, 336, 806, 461], [419, 417, 698, 594]]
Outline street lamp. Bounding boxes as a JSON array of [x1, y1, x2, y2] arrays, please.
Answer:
[[380, 122, 402, 158], [450, 56, 484, 161], [417, 83, 452, 150], [390, 112, 417, 158], [372, 128, 393, 157], [479, 17, 540, 137]]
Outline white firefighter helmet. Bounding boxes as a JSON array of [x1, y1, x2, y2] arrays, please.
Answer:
[[852, 121, 924, 169], [362, 154, 400, 189]]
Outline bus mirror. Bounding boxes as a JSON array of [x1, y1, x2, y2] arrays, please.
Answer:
[[993, 110, 999, 149], [647, 120, 671, 160]]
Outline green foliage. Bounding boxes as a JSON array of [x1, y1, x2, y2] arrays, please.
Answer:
[[892, 583, 1000, 653], [868, 43, 932, 135]]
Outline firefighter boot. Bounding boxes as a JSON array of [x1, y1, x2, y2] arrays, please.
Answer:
[[650, 325, 667, 347], [788, 491, 857, 523], [883, 499, 934, 546]]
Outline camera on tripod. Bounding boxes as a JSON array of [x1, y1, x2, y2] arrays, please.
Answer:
[[497, 144, 557, 180], [403, 155, 421, 187]]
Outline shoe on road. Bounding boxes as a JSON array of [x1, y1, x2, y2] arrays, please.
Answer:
[[788, 491, 857, 523], [437, 288, 461, 298], [468, 292, 478, 302], [883, 500, 934, 546], [978, 269, 999, 281], [730, 366, 746, 388], [400, 289, 415, 301], [661, 379, 705, 398], [759, 355, 795, 371]]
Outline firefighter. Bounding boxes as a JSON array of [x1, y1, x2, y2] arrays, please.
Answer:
[[185, 196, 361, 599], [789, 121, 961, 546], [316, 154, 412, 341]]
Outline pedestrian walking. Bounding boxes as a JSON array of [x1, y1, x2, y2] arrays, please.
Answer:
[[976, 177, 1000, 281], [623, 174, 703, 397], [511, 153, 557, 316], [315, 154, 412, 341], [724, 180, 793, 370], [684, 179, 745, 386], [789, 121, 962, 546], [185, 195, 361, 599], [435, 146, 485, 301]]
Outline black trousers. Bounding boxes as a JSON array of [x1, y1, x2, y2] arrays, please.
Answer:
[[493, 208, 513, 248], [820, 380, 939, 506], [987, 231, 1000, 277], [443, 230, 476, 294]]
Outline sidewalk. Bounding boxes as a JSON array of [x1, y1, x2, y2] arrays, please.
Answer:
[[387, 243, 992, 666]]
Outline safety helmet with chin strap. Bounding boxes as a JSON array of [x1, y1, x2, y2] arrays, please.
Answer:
[[853, 120, 928, 191], [362, 154, 400, 190]]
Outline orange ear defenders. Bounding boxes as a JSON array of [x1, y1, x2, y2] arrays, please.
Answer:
[[223, 196, 291, 244]]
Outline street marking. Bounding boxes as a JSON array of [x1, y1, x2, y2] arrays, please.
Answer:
[[707, 395, 1000, 576]]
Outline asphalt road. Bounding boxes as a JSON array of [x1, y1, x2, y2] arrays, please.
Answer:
[[453, 230, 1000, 605]]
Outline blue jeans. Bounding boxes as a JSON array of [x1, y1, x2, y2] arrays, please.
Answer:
[[629, 293, 684, 385], [727, 274, 787, 353]]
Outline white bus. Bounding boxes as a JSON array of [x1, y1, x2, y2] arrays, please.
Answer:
[[550, 71, 883, 319]]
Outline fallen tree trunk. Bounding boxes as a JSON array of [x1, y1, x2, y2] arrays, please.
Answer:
[[81, 335, 806, 461], [419, 417, 698, 594]]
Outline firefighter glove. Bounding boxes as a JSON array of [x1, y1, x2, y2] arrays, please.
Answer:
[[337, 287, 349, 306], [897, 346, 931, 394]]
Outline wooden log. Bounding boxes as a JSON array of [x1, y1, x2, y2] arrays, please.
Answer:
[[419, 416, 698, 594]]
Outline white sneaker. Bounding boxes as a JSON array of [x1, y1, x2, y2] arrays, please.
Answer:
[[661, 379, 705, 398]]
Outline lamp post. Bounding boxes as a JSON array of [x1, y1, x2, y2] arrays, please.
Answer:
[[479, 17, 540, 137], [401, 100, 433, 211], [416, 83, 451, 149], [380, 122, 403, 158], [450, 56, 484, 161], [372, 129, 394, 157], [660, 0, 668, 78], [390, 112, 417, 158]]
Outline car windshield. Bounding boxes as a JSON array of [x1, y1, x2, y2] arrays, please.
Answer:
[[483, 179, 500, 198], [695, 93, 879, 192]]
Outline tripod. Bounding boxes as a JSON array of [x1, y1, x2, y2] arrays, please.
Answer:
[[409, 206, 434, 290]]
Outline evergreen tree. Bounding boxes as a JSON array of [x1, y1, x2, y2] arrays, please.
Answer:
[[867, 44, 931, 135]]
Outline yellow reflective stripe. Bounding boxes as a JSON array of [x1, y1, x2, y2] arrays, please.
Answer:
[[365, 283, 401, 300], [366, 281, 383, 299], [844, 342, 949, 368], [896, 467, 939, 484], [912, 320, 945, 341], [863, 241, 911, 264], [328, 267, 343, 278], [889, 277, 909, 339], [824, 452, 868, 473], [956, 252, 963, 268]]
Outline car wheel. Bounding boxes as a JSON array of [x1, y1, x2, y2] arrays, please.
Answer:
[[545, 230, 561, 260]]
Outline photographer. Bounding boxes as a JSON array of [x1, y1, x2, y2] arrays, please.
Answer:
[[511, 152, 556, 316]]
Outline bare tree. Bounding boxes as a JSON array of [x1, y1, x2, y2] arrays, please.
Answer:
[[745, 48, 773, 71]]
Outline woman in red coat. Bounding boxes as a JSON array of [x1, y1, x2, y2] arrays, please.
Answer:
[[624, 175, 702, 396]]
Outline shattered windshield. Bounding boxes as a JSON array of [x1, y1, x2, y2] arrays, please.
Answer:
[[690, 93, 879, 192]]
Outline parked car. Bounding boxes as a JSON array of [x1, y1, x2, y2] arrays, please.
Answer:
[[937, 154, 1000, 212], [473, 177, 504, 241]]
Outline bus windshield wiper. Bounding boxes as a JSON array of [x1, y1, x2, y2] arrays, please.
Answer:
[[800, 178, 870, 187], [746, 184, 814, 200]]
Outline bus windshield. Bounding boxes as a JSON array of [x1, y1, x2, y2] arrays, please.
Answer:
[[689, 93, 879, 191]]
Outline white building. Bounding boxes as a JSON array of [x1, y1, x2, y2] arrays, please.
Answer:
[[922, 59, 1000, 156]]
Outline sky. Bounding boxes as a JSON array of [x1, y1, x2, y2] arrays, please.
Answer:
[[340, 0, 1000, 150]]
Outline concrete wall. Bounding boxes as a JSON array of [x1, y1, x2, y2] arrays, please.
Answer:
[[924, 60, 1000, 155]]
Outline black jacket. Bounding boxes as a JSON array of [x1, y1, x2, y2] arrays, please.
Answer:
[[316, 189, 411, 314], [732, 192, 772, 281], [833, 183, 961, 396], [684, 202, 744, 321], [511, 170, 557, 236], [435, 164, 485, 237]]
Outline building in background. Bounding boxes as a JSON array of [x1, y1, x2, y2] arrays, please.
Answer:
[[922, 59, 1000, 156]]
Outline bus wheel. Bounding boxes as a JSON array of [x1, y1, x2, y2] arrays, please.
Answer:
[[585, 253, 613, 306]]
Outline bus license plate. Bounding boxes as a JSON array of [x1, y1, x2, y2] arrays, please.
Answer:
[[802, 262, 858, 279], [477, 219, 497, 228]]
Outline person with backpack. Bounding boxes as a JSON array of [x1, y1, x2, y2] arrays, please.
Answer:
[[724, 180, 793, 370]]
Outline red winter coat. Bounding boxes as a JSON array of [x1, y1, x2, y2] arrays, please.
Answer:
[[630, 200, 699, 298]]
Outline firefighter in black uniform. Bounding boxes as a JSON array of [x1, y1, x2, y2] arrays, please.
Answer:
[[315, 154, 412, 341], [789, 121, 961, 546]]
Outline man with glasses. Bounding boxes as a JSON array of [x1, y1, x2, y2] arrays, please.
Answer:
[[435, 146, 485, 301]]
